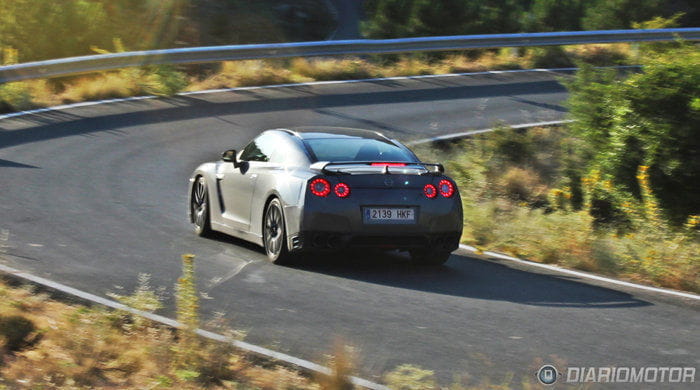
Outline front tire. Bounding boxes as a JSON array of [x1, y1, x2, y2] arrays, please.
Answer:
[[191, 176, 212, 237], [409, 250, 451, 266], [263, 198, 293, 265]]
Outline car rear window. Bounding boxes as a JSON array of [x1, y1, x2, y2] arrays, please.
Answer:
[[304, 138, 416, 162]]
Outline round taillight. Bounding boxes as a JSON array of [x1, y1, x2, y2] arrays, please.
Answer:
[[423, 184, 437, 198], [439, 179, 454, 197], [310, 178, 331, 197], [334, 183, 350, 198]]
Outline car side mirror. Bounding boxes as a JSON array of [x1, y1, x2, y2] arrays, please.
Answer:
[[221, 149, 239, 168]]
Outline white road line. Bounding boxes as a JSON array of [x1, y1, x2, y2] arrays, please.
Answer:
[[1, 65, 642, 122], [458, 244, 700, 301], [0, 262, 388, 390], [0, 96, 156, 121], [0, 67, 580, 121], [407, 120, 575, 145], [0, 229, 8, 252], [177, 67, 578, 96]]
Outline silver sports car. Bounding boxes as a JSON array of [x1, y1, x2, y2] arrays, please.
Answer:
[[188, 127, 463, 265]]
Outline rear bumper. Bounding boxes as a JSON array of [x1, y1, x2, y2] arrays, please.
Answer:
[[293, 231, 461, 252], [292, 188, 463, 252]]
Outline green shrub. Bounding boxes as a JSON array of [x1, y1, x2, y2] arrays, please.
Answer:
[[0, 0, 110, 62], [415, 112, 699, 292], [526, 0, 585, 31], [529, 46, 575, 69], [566, 46, 700, 223], [582, 0, 664, 30], [573, 45, 629, 66], [140, 65, 188, 96], [498, 167, 548, 206], [0, 82, 33, 112]]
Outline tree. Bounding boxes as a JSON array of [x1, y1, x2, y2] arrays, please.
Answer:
[[582, 0, 664, 30], [527, 0, 585, 31], [566, 46, 700, 222], [363, 0, 525, 38], [0, 0, 110, 61], [361, 0, 415, 38], [410, 0, 480, 36]]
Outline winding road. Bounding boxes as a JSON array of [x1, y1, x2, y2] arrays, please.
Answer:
[[1, 70, 698, 386]]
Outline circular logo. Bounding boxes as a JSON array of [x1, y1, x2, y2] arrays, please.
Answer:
[[383, 178, 393, 187], [537, 365, 558, 385]]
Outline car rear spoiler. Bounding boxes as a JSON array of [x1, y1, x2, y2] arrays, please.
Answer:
[[310, 161, 445, 175]]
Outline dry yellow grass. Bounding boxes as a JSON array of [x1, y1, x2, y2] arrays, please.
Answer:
[[57, 72, 142, 104], [187, 60, 301, 91], [0, 279, 321, 389]]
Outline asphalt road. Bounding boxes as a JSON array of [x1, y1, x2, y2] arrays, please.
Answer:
[[1, 71, 698, 386]]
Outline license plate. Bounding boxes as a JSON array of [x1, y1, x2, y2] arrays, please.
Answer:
[[363, 207, 416, 224]]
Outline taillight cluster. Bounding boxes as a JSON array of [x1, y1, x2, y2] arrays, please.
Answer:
[[310, 177, 454, 199], [423, 184, 437, 198], [423, 179, 455, 198], [334, 182, 350, 198], [438, 179, 455, 197], [309, 178, 331, 197], [309, 178, 351, 198]]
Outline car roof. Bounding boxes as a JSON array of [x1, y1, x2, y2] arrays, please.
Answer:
[[281, 127, 390, 141]]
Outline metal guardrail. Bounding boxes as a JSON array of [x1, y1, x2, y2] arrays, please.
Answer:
[[1, 28, 698, 83]]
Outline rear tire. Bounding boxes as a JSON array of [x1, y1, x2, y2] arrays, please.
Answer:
[[409, 250, 451, 266], [263, 198, 294, 265], [191, 176, 212, 237]]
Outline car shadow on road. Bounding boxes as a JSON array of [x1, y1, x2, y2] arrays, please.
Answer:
[[289, 251, 652, 309]]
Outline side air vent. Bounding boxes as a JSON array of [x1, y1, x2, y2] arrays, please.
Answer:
[[291, 235, 302, 250]]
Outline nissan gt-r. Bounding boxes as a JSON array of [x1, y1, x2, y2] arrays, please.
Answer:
[[188, 127, 463, 265]]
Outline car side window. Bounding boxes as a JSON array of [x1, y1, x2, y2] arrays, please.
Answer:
[[240, 134, 276, 162]]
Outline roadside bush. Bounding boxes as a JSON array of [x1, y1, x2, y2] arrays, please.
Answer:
[[498, 167, 548, 206], [572, 45, 629, 66], [582, 0, 665, 30], [566, 45, 700, 224], [140, 65, 188, 96], [526, 0, 585, 32], [607, 227, 699, 291], [529, 46, 575, 69], [0, 82, 34, 112], [0, 0, 111, 62], [414, 115, 699, 292], [495, 208, 597, 268], [364, 0, 698, 39]]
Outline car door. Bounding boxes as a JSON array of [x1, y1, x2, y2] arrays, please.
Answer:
[[217, 134, 275, 231]]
